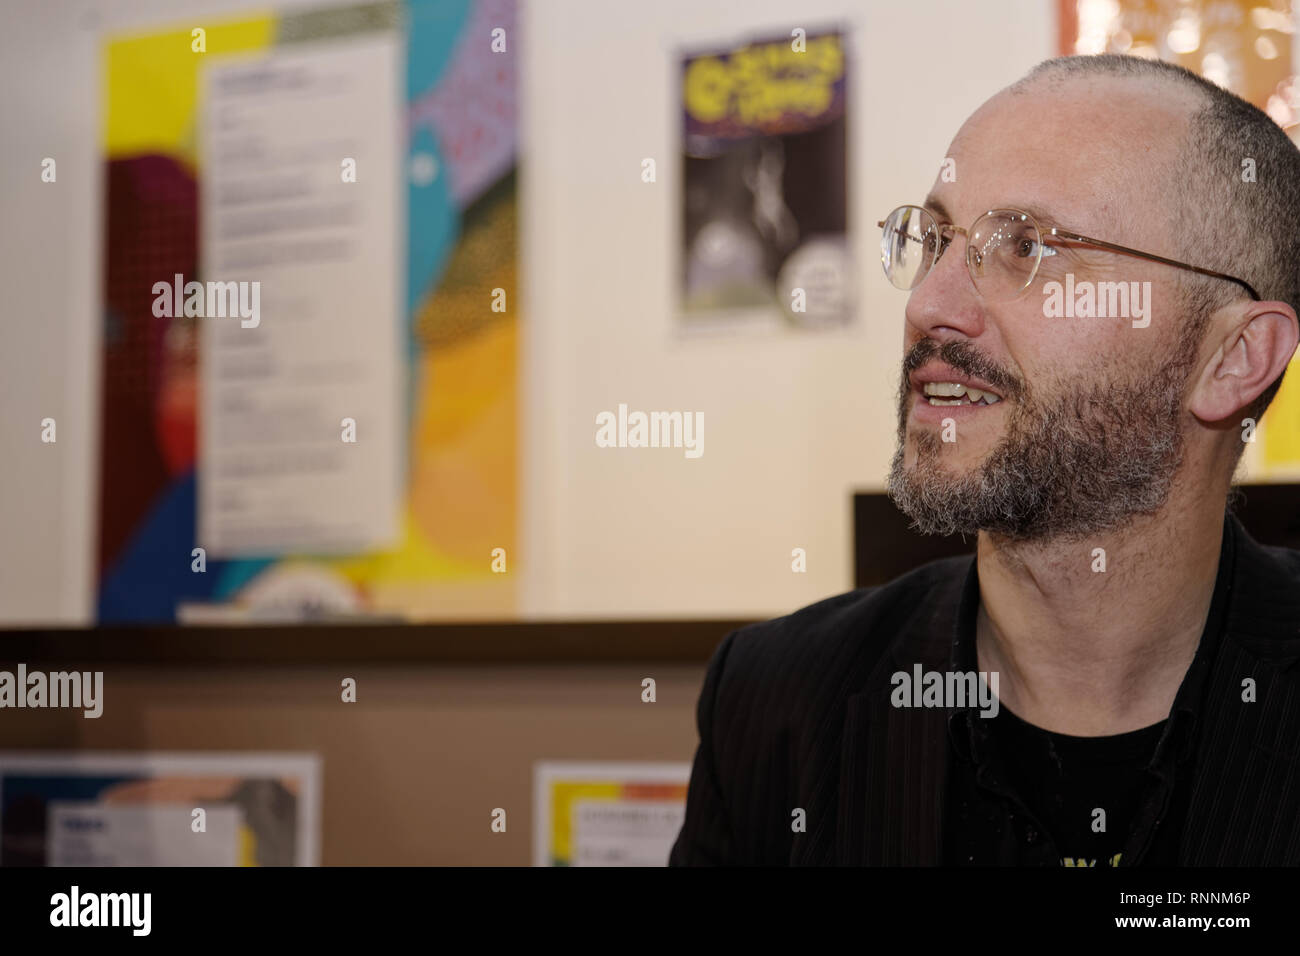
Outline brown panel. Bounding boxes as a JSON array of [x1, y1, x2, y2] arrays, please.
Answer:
[[0, 620, 753, 665], [0, 665, 708, 865]]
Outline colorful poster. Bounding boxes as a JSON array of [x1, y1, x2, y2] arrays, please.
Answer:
[[1260, 373, 1300, 474], [0, 752, 321, 866], [533, 761, 690, 867], [679, 27, 852, 333], [97, 0, 519, 623]]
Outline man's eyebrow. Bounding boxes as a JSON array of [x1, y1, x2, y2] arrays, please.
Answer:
[[922, 196, 1074, 232], [1015, 204, 1070, 230], [922, 195, 952, 223]]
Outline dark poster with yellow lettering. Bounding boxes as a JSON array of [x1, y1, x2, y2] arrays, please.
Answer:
[[679, 27, 852, 333]]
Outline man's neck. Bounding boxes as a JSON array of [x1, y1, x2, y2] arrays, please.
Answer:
[[974, 492, 1225, 737]]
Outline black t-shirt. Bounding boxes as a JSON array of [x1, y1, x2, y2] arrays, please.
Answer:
[[988, 706, 1167, 867], [943, 699, 1197, 866]]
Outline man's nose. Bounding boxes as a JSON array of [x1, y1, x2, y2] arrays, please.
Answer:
[[903, 231, 987, 341]]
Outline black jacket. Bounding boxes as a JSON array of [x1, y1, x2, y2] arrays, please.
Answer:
[[669, 513, 1300, 865]]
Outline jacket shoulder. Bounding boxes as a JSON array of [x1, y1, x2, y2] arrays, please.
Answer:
[[1228, 517, 1300, 663], [676, 557, 970, 865], [714, 555, 971, 711]]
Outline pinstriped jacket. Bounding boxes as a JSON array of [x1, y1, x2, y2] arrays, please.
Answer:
[[669, 513, 1300, 865]]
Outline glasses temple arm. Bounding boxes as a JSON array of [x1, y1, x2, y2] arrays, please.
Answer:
[[1048, 229, 1261, 301]]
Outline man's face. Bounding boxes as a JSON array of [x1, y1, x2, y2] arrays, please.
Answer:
[[887, 78, 1207, 542]]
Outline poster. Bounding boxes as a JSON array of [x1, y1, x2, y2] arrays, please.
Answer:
[[679, 26, 852, 333], [1259, 373, 1300, 476], [0, 752, 321, 866], [533, 761, 690, 867], [97, 0, 519, 623], [197, 33, 403, 558]]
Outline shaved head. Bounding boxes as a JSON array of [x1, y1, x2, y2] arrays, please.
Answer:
[[1011, 55, 1300, 422]]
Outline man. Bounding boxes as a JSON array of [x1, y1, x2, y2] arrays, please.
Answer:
[[669, 54, 1300, 866]]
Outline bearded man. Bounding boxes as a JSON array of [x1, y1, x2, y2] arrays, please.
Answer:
[[670, 53, 1300, 866]]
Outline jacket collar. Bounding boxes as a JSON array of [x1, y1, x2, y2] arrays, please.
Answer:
[[837, 555, 962, 865]]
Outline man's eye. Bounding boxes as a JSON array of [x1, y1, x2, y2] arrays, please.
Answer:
[[1014, 237, 1056, 258]]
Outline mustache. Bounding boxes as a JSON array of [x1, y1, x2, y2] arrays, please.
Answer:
[[901, 339, 1024, 401]]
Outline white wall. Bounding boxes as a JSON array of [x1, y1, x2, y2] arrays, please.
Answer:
[[0, 0, 1053, 624], [521, 0, 1053, 618]]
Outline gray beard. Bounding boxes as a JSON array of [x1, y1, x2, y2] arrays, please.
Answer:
[[886, 341, 1192, 543]]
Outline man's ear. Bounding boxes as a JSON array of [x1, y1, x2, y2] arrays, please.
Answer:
[[1189, 300, 1299, 424]]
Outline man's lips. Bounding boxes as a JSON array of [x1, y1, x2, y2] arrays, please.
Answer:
[[907, 362, 1008, 423], [908, 362, 1004, 400]]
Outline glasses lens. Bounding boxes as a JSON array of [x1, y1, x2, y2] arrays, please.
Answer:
[[881, 206, 939, 291], [967, 210, 1043, 301]]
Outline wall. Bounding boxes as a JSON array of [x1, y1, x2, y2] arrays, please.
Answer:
[[0, 0, 1054, 625]]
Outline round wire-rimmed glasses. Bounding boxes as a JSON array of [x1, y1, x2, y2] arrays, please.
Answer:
[[877, 204, 1261, 303]]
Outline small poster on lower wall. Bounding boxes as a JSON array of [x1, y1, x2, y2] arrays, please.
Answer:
[[0, 752, 321, 866], [533, 761, 690, 866]]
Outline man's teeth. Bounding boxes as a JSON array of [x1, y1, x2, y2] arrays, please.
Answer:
[[922, 382, 1002, 406]]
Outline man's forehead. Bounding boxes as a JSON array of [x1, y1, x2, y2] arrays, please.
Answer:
[[931, 80, 1191, 239], [922, 182, 1127, 245]]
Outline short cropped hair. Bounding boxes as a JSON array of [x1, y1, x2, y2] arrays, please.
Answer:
[[1013, 54, 1300, 423]]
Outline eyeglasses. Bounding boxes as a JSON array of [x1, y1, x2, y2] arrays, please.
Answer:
[[877, 204, 1261, 303]]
